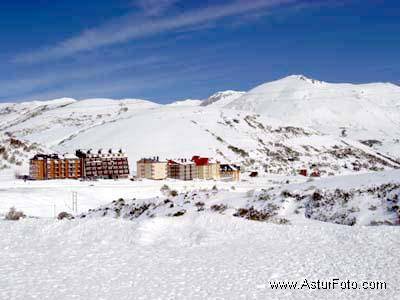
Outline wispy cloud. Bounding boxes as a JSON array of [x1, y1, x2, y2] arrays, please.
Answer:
[[14, 0, 299, 64], [134, 0, 180, 16], [5, 45, 246, 103], [8, 58, 236, 102], [0, 56, 163, 100]]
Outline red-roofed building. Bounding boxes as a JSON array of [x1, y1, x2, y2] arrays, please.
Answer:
[[191, 156, 209, 166], [191, 156, 220, 180]]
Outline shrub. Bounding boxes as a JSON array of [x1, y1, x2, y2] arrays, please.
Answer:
[[160, 184, 170, 196], [195, 201, 205, 207], [272, 217, 290, 225], [281, 190, 293, 198], [233, 207, 275, 221], [172, 210, 186, 217], [258, 193, 270, 201], [57, 212, 74, 220], [5, 207, 26, 221], [312, 191, 323, 201], [9, 155, 16, 164], [228, 145, 249, 157], [210, 204, 227, 212], [170, 190, 178, 197], [246, 189, 255, 198]]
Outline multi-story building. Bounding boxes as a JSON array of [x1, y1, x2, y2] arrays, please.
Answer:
[[137, 157, 167, 180], [29, 153, 81, 180], [191, 156, 220, 180], [220, 164, 241, 181], [76, 149, 130, 179], [167, 159, 197, 180]]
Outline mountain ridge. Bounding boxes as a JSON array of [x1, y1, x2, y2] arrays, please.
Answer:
[[0, 75, 399, 177]]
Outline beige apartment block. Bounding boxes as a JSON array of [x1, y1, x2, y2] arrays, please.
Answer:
[[167, 159, 197, 180], [191, 156, 220, 180], [137, 157, 167, 180]]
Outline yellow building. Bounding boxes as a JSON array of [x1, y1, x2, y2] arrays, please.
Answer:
[[167, 159, 197, 180], [137, 157, 167, 180], [220, 164, 240, 181], [191, 156, 220, 180]]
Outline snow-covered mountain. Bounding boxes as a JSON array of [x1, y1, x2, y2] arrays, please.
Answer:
[[0, 75, 399, 177], [2, 76, 400, 300], [167, 99, 203, 107], [200, 90, 245, 107], [226, 75, 400, 157]]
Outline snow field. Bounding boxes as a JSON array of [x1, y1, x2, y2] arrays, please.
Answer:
[[0, 214, 399, 299]]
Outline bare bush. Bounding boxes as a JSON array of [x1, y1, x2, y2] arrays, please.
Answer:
[[57, 212, 74, 220], [5, 207, 26, 221], [246, 189, 255, 198], [160, 184, 170, 196], [210, 204, 227, 212]]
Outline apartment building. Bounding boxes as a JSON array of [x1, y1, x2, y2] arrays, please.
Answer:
[[29, 153, 81, 180], [167, 159, 197, 180], [191, 156, 220, 180], [76, 149, 130, 179], [220, 164, 241, 181], [137, 157, 167, 180]]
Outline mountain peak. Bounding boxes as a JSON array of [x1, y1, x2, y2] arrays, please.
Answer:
[[201, 90, 245, 107], [282, 74, 325, 85]]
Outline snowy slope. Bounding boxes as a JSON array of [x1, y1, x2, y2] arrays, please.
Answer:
[[0, 76, 399, 177], [4, 98, 159, 147], [0, 98, 76, 132], [0, 101, 399, 177], [226, 75, 400, 157], [76, 168, 400, 226], [1, 215, 399, 299], [0, 134, 47, 178], [200, 90, 245, 107], [48, 105, 400, 176], [167, 99, 202, 107], [2, 78, 400, 300]]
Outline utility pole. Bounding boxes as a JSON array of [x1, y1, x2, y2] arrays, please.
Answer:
[[72, 191, 78, 213]]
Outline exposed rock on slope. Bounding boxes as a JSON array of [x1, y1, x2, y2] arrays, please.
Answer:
[[201, 90, 245, 107], [79, 173, 400, 226], [226, 75, 400, 158], [0, 134, 44, 172], [0, 76, 399, 176]]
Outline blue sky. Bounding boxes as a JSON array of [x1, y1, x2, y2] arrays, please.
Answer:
[[1, 0, 399, 103]]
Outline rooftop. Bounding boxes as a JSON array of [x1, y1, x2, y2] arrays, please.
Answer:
[[168, 159, 194, 165], [138, 157, 166, 163]]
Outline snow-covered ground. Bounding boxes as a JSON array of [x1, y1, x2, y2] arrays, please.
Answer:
[[1, 169, 400, 222], [1, 214, 399, 299], [1, 75, 400, 299], [0, 175, 293, 218]]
